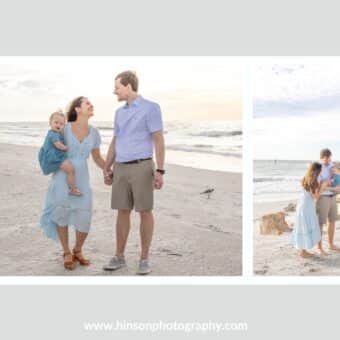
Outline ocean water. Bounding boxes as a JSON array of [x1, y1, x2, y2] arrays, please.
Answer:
[[0, 121, 242, 173], [254, 160, 313, 203]]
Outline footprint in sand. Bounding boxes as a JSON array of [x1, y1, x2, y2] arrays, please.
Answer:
[[255, 265, 269, 275], [156, 247, 183, 256], [167, 213, 181, 219], [194, 223, 231, 234], [309, 268, 319, 273]]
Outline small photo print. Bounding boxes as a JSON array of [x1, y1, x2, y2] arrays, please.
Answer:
[[0, 57, 242, 276], [254, 59, 340, 276]]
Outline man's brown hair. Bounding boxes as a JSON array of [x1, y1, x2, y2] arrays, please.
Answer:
[[115, 71, 138, 92], [320, 148, 332, 159]]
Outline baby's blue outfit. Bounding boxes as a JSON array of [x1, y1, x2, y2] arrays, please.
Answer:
[[40, 124, 101, 241], [291, 189, 321, 249], [331, 174, 340, 187], [39, 130, 67, 175]]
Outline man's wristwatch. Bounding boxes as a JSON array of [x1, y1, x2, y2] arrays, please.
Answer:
[[156, 169, 166, 175]]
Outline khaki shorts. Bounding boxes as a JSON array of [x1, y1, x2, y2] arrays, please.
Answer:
[[316, 195, 338, 225], [111, 159, 154, 212]]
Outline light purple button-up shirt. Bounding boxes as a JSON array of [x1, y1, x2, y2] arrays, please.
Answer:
[[114, 96, 163, 162], [318, 163, 333, 196]]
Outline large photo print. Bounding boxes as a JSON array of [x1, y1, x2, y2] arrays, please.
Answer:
[[0, 57, 242, 276]]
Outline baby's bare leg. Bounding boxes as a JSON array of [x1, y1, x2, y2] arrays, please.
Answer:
[[60, 160, 82, 196], [60, 160, 76, 189]]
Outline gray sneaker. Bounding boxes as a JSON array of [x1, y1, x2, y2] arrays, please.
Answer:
[[103, 256, 126, 271], [137, 259, 152, 275]]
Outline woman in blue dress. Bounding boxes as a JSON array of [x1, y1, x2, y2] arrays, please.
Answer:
[[40, 96, 106, 270], [291, 162, 330, 258]]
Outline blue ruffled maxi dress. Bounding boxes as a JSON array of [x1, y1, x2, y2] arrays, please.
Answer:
[[291, 189, 321, 249], [40, 123, 101, 241]]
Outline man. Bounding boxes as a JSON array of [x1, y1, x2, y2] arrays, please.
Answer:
[[103, 71, 165, 275], [316, 148, 340, 255]]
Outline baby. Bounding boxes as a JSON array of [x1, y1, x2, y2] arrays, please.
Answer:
[[38, 111, 82, 196], [331, 163, 340, 189]]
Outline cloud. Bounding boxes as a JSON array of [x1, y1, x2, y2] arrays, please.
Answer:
[[253, 111, 340, 160], [254, 60, 340, 118], [0, 57, 242, 121], [270, 64, 304, 76], [0, 76, 61, 97], [0, 62, 69, 97], [0, 79, 9, 86], [254, 93, 340, 117], [16, 80, 41, 89]]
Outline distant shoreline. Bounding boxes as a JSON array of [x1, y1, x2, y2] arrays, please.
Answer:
[[0, 121, 243, 173]]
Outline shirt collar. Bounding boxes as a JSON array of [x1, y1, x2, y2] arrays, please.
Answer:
[[323, 162, 333, 169], [124, 95, 142, 108]]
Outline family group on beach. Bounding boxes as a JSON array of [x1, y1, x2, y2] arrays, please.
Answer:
[[38, 71, 165, 275], [292, 149, 340, 257]]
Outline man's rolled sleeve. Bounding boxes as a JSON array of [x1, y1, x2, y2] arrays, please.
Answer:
[[146, 104, 163, 133]]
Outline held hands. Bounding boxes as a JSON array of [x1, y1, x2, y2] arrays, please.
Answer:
[[321, 179, 340, 193], [320, 179, 332, 192], [103, 168, 113, 185], [154, 171, 163, 190], [325, 179, 333, 186], [332, 184, 340, 193]]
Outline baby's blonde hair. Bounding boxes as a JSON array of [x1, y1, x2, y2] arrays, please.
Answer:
[[49, 110, 65, 125]]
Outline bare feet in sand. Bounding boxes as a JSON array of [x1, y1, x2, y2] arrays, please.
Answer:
[[329, 244, 340, 252], [298, 250, 314, 258], [317, 248, 327, 257]]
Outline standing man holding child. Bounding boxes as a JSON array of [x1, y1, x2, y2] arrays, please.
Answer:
[[317, 148, 340, 255], [103, 71, 165, 275]]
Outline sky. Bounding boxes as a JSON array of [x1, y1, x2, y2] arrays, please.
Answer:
[[253, 59, 340, 160], [0, 57, 242, 122]]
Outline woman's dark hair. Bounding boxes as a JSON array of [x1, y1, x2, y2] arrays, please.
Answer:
[[66, 96, 85, 122], [301, 162, 322, 194]]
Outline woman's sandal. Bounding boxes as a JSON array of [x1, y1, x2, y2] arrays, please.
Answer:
[[63, 252, 76, 270], [69, 187, 83, 196], [73, 248, 90, 266]]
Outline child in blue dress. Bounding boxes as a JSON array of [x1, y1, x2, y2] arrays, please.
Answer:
[[39, 111, 82, 196], [292, 162, 330, 257], [331, 163, 340, 188]]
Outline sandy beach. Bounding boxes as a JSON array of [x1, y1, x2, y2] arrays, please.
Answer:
[[254, 199, 340, 276], [0, 143, 242, 276]]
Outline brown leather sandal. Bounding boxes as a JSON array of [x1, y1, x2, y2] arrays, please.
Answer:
[[72, 248, 90, 266], [63, 252, 76, 270], [69, 187, 83, 196]]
